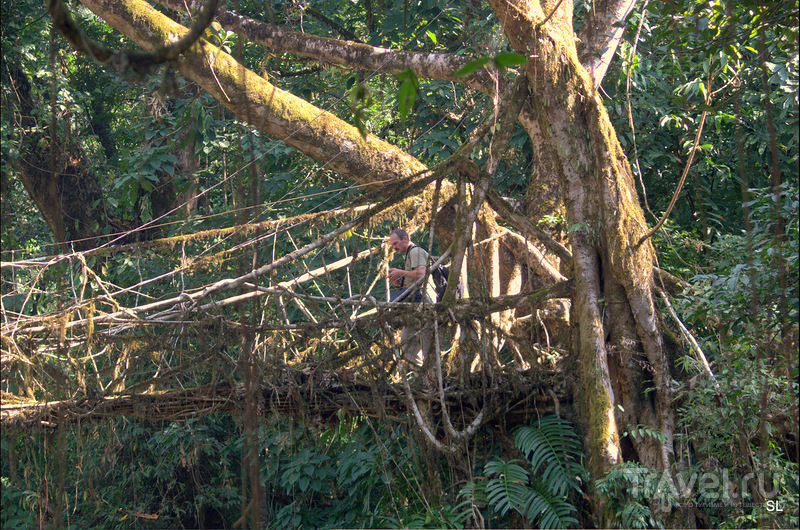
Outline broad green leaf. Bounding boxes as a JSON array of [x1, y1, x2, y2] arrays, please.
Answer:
[[494, 51, 527, 67], [454, 57, 490, 77], [397, 80, 417, 121]]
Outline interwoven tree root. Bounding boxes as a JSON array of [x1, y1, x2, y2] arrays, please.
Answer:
[[0, 366, 569, 430]]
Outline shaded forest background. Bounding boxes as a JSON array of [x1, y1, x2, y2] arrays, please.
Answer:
[[1, 0, 798, 528]]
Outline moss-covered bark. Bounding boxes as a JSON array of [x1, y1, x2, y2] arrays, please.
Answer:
[[8, 60, 104, 251], [81, 0, 428, 190], [486, 0, 678, 524]]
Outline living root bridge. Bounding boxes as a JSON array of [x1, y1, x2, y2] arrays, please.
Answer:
[[0, 367, 568, 430]]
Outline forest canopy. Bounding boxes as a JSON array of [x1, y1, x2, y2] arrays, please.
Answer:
[[1, 0, 798, 528]]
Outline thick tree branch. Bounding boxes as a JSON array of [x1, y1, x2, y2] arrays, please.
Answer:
[[576, 0, 638, 86], [49, 0, 219, 72], [487, 189, 573, 263], [70, 0, 569, 360], [80, 0, 427, 189], [157, 0, 497, 92]]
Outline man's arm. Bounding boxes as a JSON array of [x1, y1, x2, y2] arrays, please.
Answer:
[[389, 246, 427, 286], [388, 265, 425, 285]]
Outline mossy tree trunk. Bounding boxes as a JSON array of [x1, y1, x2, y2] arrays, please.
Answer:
[[485, 0, 678, 523], [7, 59, 104, 252]]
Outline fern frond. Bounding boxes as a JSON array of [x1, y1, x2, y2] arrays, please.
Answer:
[[620, 500, 655, 529], [484, 458, 530, 516], [522, 480, 580, 529], [514, 415, 585, 497], [458, 480, 489, 506]]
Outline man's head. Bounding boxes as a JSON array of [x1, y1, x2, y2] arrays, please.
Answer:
[[389, 228, 411, 254]]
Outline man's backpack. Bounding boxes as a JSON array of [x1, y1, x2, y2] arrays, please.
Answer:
[[431, 265, 464, 303]]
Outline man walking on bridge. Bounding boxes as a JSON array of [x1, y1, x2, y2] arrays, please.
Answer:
[[387, 229, 437, 370]]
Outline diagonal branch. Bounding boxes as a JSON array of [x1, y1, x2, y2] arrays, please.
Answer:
[[79, 0, 427, 189], [576, 0, 638, 86], [156, 0, 497, 92], [67, 0, 568, 333], [49, 0, 219, 72]]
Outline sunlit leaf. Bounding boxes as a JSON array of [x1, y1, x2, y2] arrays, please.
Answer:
[[493, 51, 527, 68], [454, 57, 490, 77]]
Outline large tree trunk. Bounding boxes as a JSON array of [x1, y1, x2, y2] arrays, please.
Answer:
[[485, 0, 678, 523], [7, 60, 104, 252]]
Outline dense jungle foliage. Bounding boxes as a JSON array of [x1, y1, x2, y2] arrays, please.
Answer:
[[1, 0, 798, 528]]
